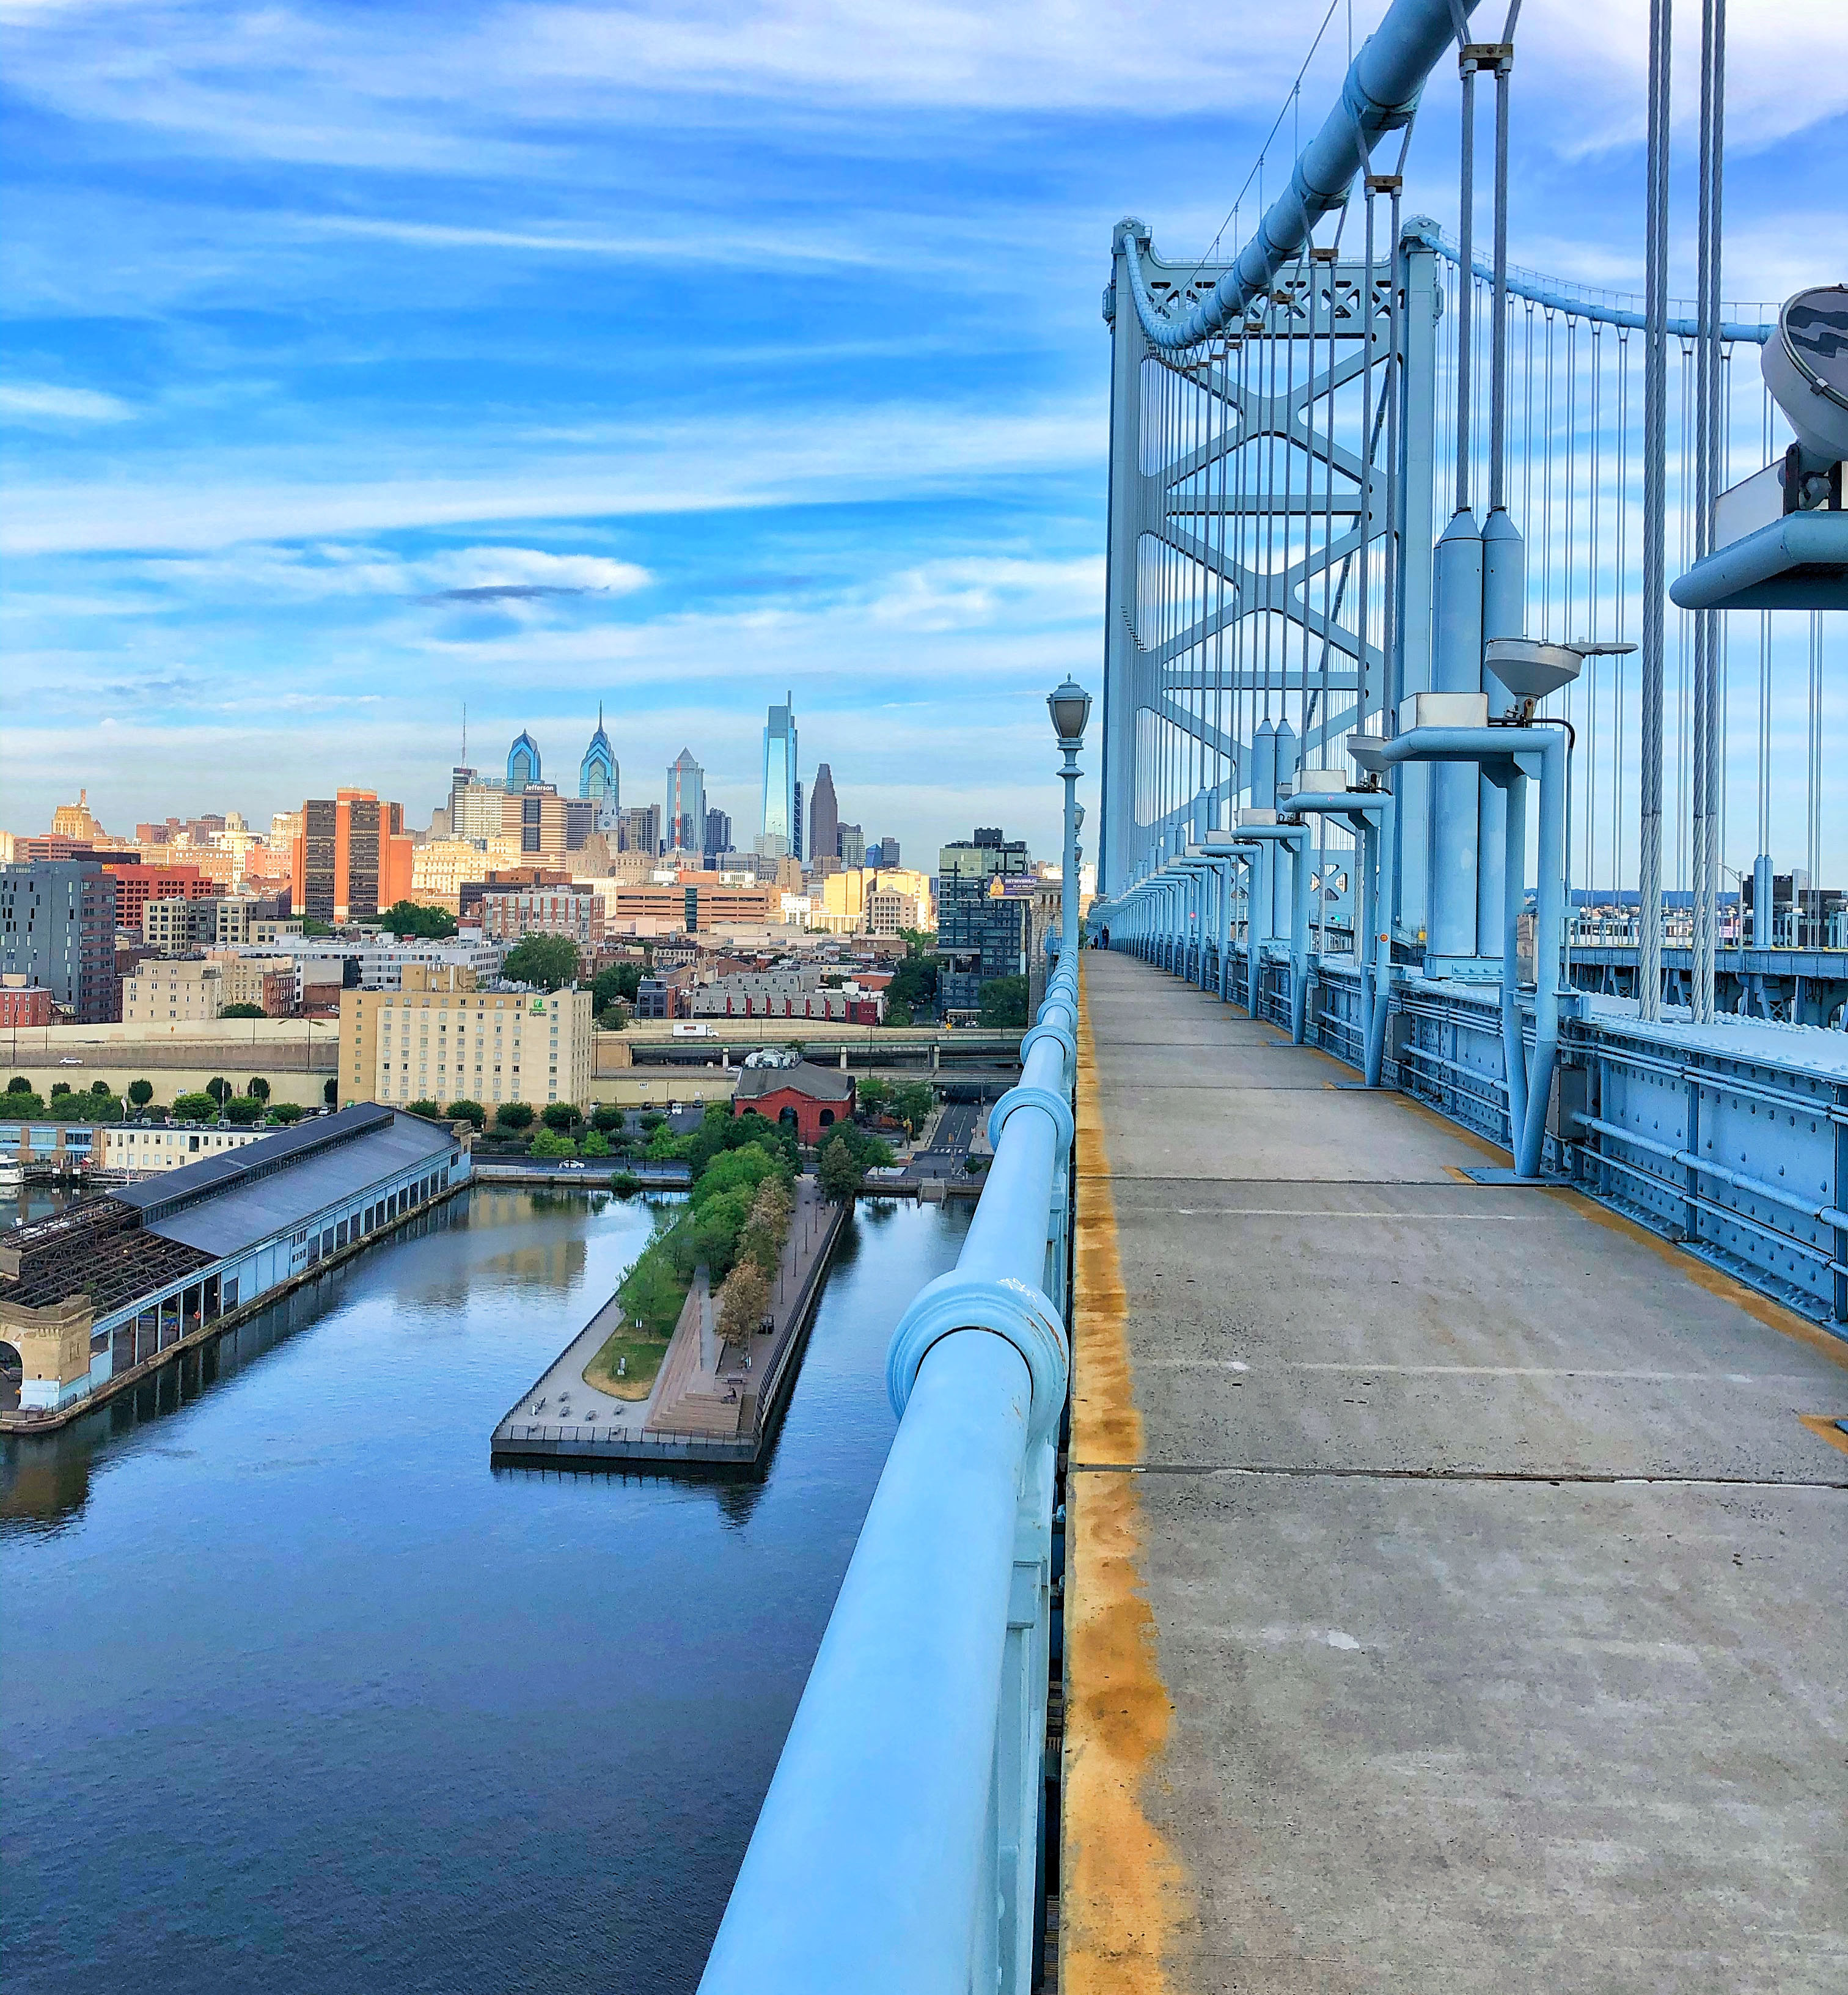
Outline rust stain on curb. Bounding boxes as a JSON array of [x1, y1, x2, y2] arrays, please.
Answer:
[[1062, 966, 1197, 1994]]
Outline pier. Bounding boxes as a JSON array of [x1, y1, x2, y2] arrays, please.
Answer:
[[490, 1174, 847, 1470]]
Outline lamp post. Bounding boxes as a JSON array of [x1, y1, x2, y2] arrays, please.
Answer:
[[1047, 678, 1092, 963]]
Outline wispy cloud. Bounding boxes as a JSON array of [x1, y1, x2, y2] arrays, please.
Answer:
[[0, 380, 135, 424]]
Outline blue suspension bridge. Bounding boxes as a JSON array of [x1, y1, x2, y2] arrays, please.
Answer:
[[697, 2, 1847, 1988]]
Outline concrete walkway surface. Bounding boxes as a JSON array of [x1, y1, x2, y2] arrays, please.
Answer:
[[1062, 950, 1848, 1995]]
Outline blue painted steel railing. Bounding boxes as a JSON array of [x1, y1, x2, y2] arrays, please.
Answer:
[[698, 953, 1077, 1995]]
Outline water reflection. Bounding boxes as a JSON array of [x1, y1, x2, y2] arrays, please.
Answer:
[[2, 1186, 970, 1995]]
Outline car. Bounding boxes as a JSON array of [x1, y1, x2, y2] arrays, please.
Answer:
[[58, 1057, 82, 1066], [559, 1159, 587, 1170]]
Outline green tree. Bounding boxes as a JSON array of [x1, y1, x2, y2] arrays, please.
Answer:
[[2, 1092, 46, 1119], [717, 1260, 771, 1356], [222, 1096, 266, 1125], [530, 1127, 578, 1157], [592, 961, 643, 1009], [50, 1081, 71, 1097], [380, 900, 458, 940], [541, 1101, 582, 1132], [596, 1005, 629, 1032], [128, 1078, 155, 1109], [977, 975, 1030, 1029], [207, 1076, 233, 1105], [591, 1103, 626, 1132], [891, 1080, 935, 1134], [89, 1079, 112, 1097], [581, 1127, 610, 1158], [692, 1143, 782, 1210], [495, 1100, 535, 1131], [446, 1098, 486, 1128], [502, 934, 581, 991], [7, 1077, 32, 1095], [884, 934, 941, 1026], [323, 1079, 337, 1106], [857, 1075, 890, 1117], [406, 1097, 441, 1118], [172, 1092, 216, 1121], [639, 1111, 666, 1133], [302, 917, 333, 938], [271, 1102, 305, 1125], [247, 1077, 271, 1102], [219, 1002, 266, 1019], [817, 1134, 863, 1203]]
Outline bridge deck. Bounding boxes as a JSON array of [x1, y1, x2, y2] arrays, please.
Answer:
[[1063, 952, 1848, 1994]]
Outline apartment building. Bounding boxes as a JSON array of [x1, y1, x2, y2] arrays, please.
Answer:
[[479, 883, 604, 948], [122, 958, 226, 1023]]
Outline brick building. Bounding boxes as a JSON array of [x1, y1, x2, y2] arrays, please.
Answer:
[[732, 1062, 856, 1147]]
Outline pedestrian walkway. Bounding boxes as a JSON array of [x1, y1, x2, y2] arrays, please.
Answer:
[[1062, 950, 1848, 1994]]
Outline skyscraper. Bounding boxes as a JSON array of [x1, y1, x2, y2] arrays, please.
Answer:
[[578, 708, 620, 828], [667, 749, 705, 854], [760, 693, 798, 856], [704, 807, 733, 862], [507, 730, 541, 793], [809, 762, 839, 865], [291, 789, 413, 925], [0, 859, 119, 1022], [838, 823, 865, 869]]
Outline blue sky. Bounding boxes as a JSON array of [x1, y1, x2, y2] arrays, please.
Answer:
[[2, 0, 1844, 866]]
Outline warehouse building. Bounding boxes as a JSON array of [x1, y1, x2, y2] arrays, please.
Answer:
[[0, 1103, 468, 1419]]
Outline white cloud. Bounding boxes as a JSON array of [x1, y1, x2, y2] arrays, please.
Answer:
[[0, 381, 134, 424]]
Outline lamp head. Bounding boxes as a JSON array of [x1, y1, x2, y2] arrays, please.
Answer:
[[1047, 678, 1093, 745], [1762, 285, 1848, 466]]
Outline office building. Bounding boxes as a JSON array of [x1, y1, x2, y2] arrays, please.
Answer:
[[667, 750, 705, 855], [292, 790, 414, 925], [936, 830, 1030, 1017], [618, 804, 662, 856], [704, 807, 733, 863], [102, 864, 215, 930], [838, 823, 866, 869], [51, 791, 110, 843], [502, 783, 568, 864], [793, 780, 804, 868], [507, 730, 541, 793], [579, 710, 620, 828], [807, 763, 839, 867], [340, 963, 593, 1110], [451, 781, 510, 845], [761, 694, 799, 855], [872, 836, 901, 868], [409, 839, 490, 913], [0, 859, 119, 1022], [479, 883, 604, 949]]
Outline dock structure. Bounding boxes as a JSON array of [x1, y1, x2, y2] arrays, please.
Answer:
[[490, 1174, 846, 1470], [1, 1104, 469, 1427], [1062, 951, 1848, 1990]]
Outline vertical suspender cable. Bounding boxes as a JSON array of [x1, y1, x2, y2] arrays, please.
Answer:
[[1638, 0, 1670, 1017], [1454, 49, 1476, 515]]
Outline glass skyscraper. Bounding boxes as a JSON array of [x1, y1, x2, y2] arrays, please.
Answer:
[[760, 693, 798, 856], [579, 707, 620, 829]]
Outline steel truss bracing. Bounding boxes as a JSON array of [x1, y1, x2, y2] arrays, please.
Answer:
[[1102, 235, 1400, 887]]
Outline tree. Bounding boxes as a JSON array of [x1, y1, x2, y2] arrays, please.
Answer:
[[596, 1005, 629, 1032], [323, 1079, 337, 1106], [406, 1097, 441, 1118], [592, 961, 643, 1009], [977, 975, 1030, 1029], [591, 1102, 626, 1132], [207, 1076, 233, 1105], [128, 1078, 154, 1109], [271, 1102, 305, 1125], [530, 1127, 578, 1157], [502, 934, 581, 991], [581, 1127, 610, 1158], [541, 1101, 582, 1132], [50, 1081, 71, 1097], [380, 900, 458, 940], [247, 1077, 270, 1102], [90, 1079, 112, 1097], [891, 1080, 935, 1134], [717, 1260, 771, 1355], [446, 1098, 486, 1128], [302, 917, 333, 937], [222, 1096, 266, 1125], [172, 1092, 216, 1121], [857, 1075, 890, 1117], [2, 1092, 46, 1119], [818, 1134, 862, 1203], [495, 1100, 535, 1131], [220, 1002, 266, 1019], [884, 935, 941, 1026], [7, 1077, 32, 1094]]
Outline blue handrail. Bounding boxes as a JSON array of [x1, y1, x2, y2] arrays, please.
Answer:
[[698, 954, 1079, 1994]]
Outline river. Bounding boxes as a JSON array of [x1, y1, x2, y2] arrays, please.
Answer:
[[0, 1184, 970, 1994]]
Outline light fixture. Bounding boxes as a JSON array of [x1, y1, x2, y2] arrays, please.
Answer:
[[1047, 678, 1093, 745]]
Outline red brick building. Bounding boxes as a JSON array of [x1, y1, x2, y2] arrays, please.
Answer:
[[0, 979, 54, 1027], [732, 1062, 856, 1147]]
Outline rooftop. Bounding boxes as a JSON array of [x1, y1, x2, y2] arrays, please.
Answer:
[[733, 1061, 856, 1103]]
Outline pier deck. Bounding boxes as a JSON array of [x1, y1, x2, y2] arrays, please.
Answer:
[[1063, 951, 1848, 1993]]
